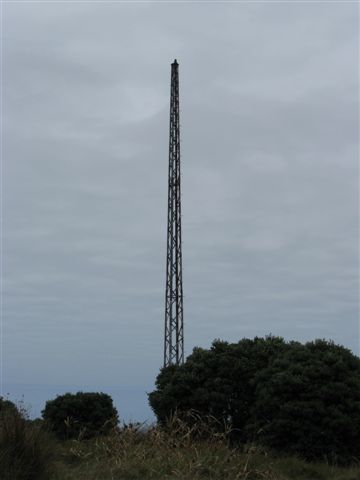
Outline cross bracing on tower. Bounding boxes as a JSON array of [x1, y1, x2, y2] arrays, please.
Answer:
[[164, 59, 184, 367]]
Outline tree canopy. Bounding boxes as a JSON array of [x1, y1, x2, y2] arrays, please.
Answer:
[[149, 336, 360, 463], [42, 392, 119, 439]]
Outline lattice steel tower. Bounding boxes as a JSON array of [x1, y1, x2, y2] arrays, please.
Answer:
[[164, 59, 184, 367]]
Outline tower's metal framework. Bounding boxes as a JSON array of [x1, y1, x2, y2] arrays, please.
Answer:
[[164, 59, 184, 367]]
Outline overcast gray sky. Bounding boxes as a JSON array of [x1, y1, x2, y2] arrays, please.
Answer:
[[3, 1, 359, 421]]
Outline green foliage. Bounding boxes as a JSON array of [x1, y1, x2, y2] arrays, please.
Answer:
[[50, 420, 360, 479], [149, 337, 360, 464], [0, 399, 55, 480], [52, 418, 278, 479], [149, 336, 290, 436], [250, 339, 360, 464], [0, 396, 18, 416], [42, 392, 119, 440], [2, 401, 359, 479]]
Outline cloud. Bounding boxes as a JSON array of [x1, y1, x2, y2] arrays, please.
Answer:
[[3, 2, 358, 419]]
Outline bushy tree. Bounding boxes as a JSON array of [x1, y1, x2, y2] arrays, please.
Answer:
[[0, 398, 55, 480], [149, 337, 360, 464], [0, 397, 18, 416], [42, 392, 118, 439], [149, 336, 290, 438], [249, 340, 360, 463]]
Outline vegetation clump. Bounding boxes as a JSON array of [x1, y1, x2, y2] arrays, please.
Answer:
[[0, 397, 55, 480], [149, 336, 360, 464], [42, 391, 119, 439], [2, 382, 360, 479], [250, 339, 360, 464], [51, 416, 360, 479], [2, 336, 360, 478]]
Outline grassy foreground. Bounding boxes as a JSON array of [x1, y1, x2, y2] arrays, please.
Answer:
[[50, 425, 360, 480], [1, 410, 360, 480]]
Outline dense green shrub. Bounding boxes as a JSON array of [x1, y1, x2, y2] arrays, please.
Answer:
[[149, 336, 290, 437], [0, 396, 18, 416], [149, 337, 360, 464], [0, 399, 54, 480], [42, 391, 119, 439], [249, 340, 360, 464]]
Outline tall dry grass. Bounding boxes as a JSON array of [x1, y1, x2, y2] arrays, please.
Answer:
[[53, 413, 360, 480], [0, 403, 55, 480], [1, 407, 358, 479], [54, 414, 279, 479]]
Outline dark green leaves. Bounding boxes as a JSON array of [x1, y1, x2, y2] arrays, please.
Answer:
[[149, 337, 360, 464], [42, 392, 119, 440]]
